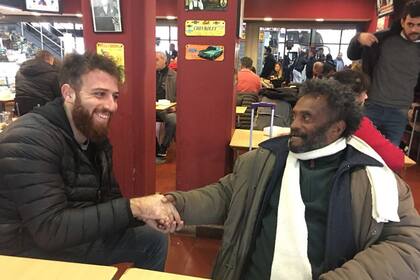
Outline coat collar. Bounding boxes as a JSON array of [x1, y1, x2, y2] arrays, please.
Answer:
[[259, 136, 383, 169]]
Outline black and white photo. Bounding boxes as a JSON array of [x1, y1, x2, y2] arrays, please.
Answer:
[[90, 0, 122, 32]]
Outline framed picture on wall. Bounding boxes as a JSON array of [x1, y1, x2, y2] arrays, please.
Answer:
[[185, 0, 228, 11], [377, 0, 394, 17], [90, 0, 122, 32]]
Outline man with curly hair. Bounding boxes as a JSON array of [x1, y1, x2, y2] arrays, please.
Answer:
[[159, 79, 420, 279]]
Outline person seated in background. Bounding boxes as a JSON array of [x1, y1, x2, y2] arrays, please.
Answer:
[[270, 62, 283, 79], [157, 79, 420, 279], [15, 50, 61, 115], [0, 52, 178, 269], [156, 51, 177, 160], [312, 61, 324, 79], [333, 69, 405, 172], [236, 56, 261, 94]]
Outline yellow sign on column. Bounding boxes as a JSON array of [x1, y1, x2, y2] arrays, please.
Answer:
[[96, 42, 125, 80], [185, 20, 226, 36]]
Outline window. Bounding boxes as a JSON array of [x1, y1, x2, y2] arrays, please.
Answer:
[[155, 25, 178, 54], [254, 27, 357, 73]]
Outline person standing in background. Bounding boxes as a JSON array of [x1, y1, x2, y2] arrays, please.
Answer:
[[260, 46, 276, 79], [347, 0, 420, 146]]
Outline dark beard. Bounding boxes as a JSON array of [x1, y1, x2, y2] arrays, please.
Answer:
[[288, 122, 332, 153], [72, 95, 111, 143]]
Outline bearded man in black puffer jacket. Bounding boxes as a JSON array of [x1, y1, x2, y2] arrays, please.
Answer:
[[0, 52, 182, 270]]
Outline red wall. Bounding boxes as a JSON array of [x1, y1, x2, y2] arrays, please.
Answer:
[[81, 0, 157, 197], [154, 0, 375, 20], [175, 0, 238, 190], [244, 0, 375, 20], [61, 0, 82, 14], [156, 0, 177, 16], [63, 0, 376, 21]]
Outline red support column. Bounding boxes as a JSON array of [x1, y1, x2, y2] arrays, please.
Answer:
[[176, 0, 240, 190], [81, 0, 157, 197]]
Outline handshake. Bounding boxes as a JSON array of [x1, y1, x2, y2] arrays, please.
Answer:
[[130, 194, 184, 233]]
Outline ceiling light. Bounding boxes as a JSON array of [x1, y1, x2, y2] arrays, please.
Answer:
[[315, 18, 324, 22], [264, 17, 272, 22], [166, 15, 176, 20], [0, 5, 21, 12], [76, 13, 83, 18]]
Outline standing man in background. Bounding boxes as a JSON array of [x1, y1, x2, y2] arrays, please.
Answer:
[[15, 50, 60, 115], [347, 0, 420, 146], [260, 46, 276, 79], [156, 51, 177, 161]]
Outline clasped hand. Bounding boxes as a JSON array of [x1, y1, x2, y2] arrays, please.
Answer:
[[130, 194, 183, 233]]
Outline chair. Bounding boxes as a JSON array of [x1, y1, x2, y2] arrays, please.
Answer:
[[254, 96, 292, 130], [407, 104, 420, 161], [236, 93, 259, 129]]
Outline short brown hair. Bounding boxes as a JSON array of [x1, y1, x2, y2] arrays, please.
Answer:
[[402, 0, 420, 19], [35, 50, 54, 63], [59, 52, 123, 91]]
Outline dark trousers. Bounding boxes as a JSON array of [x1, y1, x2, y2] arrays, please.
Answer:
[[364, 102, 408, 146], [156, 111, 176, 151], [20, 225, 168, 271]]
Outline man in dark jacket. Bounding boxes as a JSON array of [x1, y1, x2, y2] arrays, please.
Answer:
[[159, 79, 420, 279], [15, 50, 61, 115], [0, 52, 181, 269], [156, 51, 177, 160], [260, 46, 276, 79], [347, 0, 420, 146]]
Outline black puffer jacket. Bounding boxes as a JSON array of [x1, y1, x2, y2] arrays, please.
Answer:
[[15, 58, 61, 115], [0, 98, 134, 255]]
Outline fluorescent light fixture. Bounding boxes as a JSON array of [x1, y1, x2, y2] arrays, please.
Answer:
[[166, 15, 176, 20], [76, 13, 83, 18], [0, 5, 21, 12], [263, 17, 272, 22], [315, 18, 324, 22]]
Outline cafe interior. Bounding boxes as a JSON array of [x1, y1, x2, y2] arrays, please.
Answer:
[[0, 0, 419, 279]]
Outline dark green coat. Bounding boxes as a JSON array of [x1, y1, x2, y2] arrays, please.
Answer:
[[171, 137, 420, 280]]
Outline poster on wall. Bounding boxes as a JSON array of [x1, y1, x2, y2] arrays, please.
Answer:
[[377, 0, 393, 17], [90, 0, 122, 32], [185, 0, 228, 11], [185, 20, 226, 36], [25, 0, 60, 13], [185, 44, 224, 61], [96, 42, 125, 79]]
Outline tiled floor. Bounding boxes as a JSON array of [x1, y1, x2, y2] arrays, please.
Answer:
[[158, 143, 420, 278]]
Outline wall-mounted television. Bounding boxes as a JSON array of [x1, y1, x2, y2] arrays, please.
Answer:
[[25, 0, 61, 13]]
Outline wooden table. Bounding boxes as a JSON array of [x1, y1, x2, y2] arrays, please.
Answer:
[[0, 255, 117, 280], [156, 102, 176, 111], [120, 268, 208, 280], [404, 155, 416, 167], [235, 106, 247, 114], [229, 129, 269, 150], [235, 106, 247, 127]]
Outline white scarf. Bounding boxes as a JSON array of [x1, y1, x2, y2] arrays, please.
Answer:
[[270, 136, 399, 280]]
